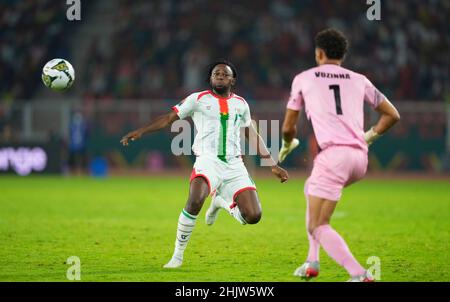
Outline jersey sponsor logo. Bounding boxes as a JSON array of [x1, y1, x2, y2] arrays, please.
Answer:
[[0, 147, 48, 176]]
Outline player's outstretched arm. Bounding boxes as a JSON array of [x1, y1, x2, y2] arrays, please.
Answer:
[[280, 109, 300, 163], [245, 121, 289, 183], [120, 111, 179, 146], [365, 99, 400, 145]]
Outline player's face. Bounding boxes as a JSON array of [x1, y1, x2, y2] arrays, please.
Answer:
[[210, 64, 235, 93]]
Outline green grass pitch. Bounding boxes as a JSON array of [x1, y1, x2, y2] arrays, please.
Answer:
[[0, 175, 449, 282]]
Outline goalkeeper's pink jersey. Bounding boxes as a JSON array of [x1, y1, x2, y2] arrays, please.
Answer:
[[286, 64, 385, 152]]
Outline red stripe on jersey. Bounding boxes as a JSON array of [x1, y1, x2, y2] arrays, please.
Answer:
[[197, 90, 211, 101], [233, 95, 246, 104], [218, 98, 229, 115], [171, 106, 179, 113]]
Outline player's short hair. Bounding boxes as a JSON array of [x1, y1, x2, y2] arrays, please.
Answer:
[[206, 59, 238, 83], [315, 28, 349, 60]]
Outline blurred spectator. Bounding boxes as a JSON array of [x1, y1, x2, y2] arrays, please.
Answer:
[[68, 112, 88, 175], [0, 124, 14, 143]]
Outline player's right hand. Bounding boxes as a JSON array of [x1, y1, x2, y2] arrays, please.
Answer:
[[278, 138, 299, 163], [120, 130, 143, 146], [271, 165, 289, 183]]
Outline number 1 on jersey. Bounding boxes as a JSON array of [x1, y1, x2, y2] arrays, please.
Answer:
[[329, 85, 343, 115]]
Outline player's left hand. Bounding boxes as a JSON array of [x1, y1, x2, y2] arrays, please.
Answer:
[[271, 165, 289, 183]]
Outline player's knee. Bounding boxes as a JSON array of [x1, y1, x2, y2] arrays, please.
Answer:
[[309, 222, 330, 237], [243, 210, 262, 224], [308, 223, 317, 236]]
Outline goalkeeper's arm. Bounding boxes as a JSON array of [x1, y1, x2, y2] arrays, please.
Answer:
[[365, 99, 400, 145], [280, 109, 301, 163]]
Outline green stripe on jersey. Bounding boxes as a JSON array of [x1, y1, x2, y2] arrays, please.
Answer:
[[218, 113, 229, 163]]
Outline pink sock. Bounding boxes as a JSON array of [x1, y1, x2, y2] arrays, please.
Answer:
[[305, 180, 320, 262], [313, 224, 365, 276], [307, 232, 320, 262]]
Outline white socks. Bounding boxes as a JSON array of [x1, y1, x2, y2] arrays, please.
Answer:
[[215, 195, 247, 225], [172, 209, 197, 262], [165, 198, 247, 269]]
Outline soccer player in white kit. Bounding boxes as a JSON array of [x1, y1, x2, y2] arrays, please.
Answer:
[[280, 29, 400, 281], [121, 60, 288, 268]]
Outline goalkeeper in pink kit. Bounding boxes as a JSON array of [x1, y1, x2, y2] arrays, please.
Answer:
[[280, 28, 400, 281]]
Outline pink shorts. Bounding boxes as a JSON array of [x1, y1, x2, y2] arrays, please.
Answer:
[[307, 146, 368, 201]]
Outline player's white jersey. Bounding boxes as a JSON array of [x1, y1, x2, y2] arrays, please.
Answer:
[[172, 90, 251, 162]]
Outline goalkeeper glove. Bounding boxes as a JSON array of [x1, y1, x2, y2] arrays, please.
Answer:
[[364, 127, 381, 145], [278, 138, 299, 163]]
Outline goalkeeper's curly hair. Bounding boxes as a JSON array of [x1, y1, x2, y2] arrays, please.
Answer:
[[315, 28, 349, 60]]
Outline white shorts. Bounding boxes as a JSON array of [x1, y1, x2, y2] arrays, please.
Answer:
[[190, 155, 257, 202]]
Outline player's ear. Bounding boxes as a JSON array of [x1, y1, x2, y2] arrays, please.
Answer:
[[231, 77, 236, 86], [315, 48, 325, 64]]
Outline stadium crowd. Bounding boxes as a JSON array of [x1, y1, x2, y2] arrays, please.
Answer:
[[0, 0, 84, 103], [0, 0, 447, 172], [0, 0, 447, 104], [81, 0, 448, 102]]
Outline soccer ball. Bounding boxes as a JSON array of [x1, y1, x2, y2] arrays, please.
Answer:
[[41, 58, 75, 91]]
